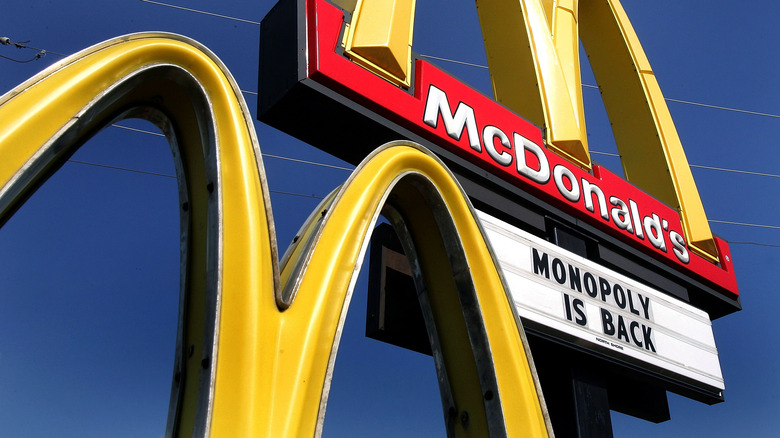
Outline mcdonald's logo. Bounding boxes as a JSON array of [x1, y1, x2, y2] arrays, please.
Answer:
[[0, 32, 551, 436], [259, 0, 739, 303]]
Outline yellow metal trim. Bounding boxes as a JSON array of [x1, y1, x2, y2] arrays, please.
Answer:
[[579, 0, 717, 261], [344, 0, 416, 87], [474, 0, 717, 261], [475, 0, 591, 170]]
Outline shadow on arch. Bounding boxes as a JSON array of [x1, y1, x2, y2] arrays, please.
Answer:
[[0, 33, 550, 437]]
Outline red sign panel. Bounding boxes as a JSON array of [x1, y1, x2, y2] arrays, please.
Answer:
[[294, 0, 738, 299]]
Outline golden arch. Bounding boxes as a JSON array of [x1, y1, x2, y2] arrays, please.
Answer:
[[0, 34, 550, 437], [342, 0, 719, 262]]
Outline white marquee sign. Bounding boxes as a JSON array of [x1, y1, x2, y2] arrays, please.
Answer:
[[479, 211, 724, 392]]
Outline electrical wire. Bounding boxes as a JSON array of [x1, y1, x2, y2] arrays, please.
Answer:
[[91, 122, 780, 237], [68, 159, 175, 179], [709, 220, 780, 231], [138, 0, 261, 25], [591, 151, 780, 179], [262, 154, 353, 171], [418, 54, 489, 69], [5, 1, 776, 241], [417, 55, 780, 121], [0, 52, 44, 63], [67, 122, 780, 244], [137, 0, 780, 125], [1, 37, 48, 63], [107, 120, 780, 233], [67, 158, 326, 199], [136, 0, 780, 123], [110, 124, 353, 171], [729, 241, 780, 248], [1, 37, 67, 58]]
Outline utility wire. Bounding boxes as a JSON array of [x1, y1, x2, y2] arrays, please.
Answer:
[[8, 2, 775, 237], [93, 123, 780, 235], [0, 52, 44, 63], [418, 55, 780, 121], [68, 159, 175, 179], [65, 155, 779, 248], [709, 220, 780, 231], [110, 124, 353, 171], [0, 37, 46, 63], [138, 0, 261, 25], [1, 36, 67, 58], [418, 54, 489, 69], [263, 154, 353, 171], [138, 0, 780, 121], [591, 150, 780, 179], [78, 123, 780, 238], [67, 158, 326, 199], [729, 241, 780, 249], [111, 124, 165, 137], [665, 97, 780, 120]]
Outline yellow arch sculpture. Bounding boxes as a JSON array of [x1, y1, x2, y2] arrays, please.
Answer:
[[0, 33, 550, 437]]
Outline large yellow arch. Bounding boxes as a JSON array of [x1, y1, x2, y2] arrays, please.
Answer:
[[0, 34, 550, 436]]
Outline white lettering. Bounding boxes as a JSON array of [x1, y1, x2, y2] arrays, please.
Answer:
[[515, 133, 550, 184], [643, 213, 667, 252], [670, 230, 690, 264], [629, 199, 645, 239], [423, 85, 481, 152], [582, 179, 609, 221], [553, 164, 580, 203], [610, 196, 633, 234], [482, 125, 512, 166]]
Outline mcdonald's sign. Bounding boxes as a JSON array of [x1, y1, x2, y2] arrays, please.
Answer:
[[0, 0, 742, 435], [259, 0, 740, 314], [257, 0, 741, 429]]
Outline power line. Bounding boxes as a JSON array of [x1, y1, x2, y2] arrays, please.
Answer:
[[68, 154, 780, 232], [665, 97, 780, 120], [416, 54, 780, 121], [729, 241, 780, 249], [9, 3, 777, 237], [418, 54, 489, 69], [113, 123, 780, 180], [110, 124, 353, 171], [107, 125, 780, 231], [136, 0, 780, 122], [268, 190, 324, 200], [709, 219, 780, 231], [1, 37, 51, 63], [67, 158, 326, 200], [138, 0, 261, 25], [263, 154, 353, 172], [689, 164, 780, 180], [68, 159, 176, 179], [111, 124, 165, 137], [64, 156, 780, 249], [591, 150, 780, 179], [1, 36, 67, 58], [0, 52, 44, 63], [74, 138, 780, 234], [136, 0, 780, 121]]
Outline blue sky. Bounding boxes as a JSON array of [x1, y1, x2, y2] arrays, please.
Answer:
[[1, 0, 779, 436]]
